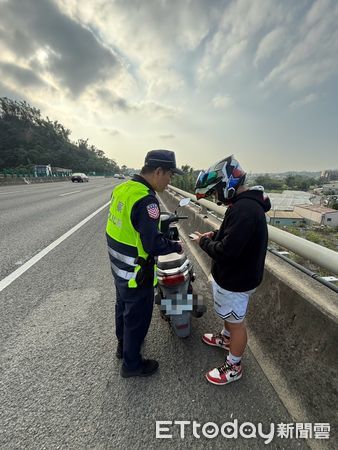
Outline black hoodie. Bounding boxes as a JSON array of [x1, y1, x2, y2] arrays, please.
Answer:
[[199, 186, 271, 292]]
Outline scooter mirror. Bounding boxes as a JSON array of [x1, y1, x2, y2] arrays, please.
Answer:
[[179, 197, 191, 207]]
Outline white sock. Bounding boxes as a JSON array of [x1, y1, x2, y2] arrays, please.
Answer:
[[221, 328, 230, 338], [227, 352, 241, 365]]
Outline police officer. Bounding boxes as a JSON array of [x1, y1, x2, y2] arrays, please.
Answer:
[[106, 150, 184, 378]]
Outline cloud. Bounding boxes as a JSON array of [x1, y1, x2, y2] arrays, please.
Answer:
[[198, 0, 285, 80], [102, 127, 121, 136], [261, 0, 338, 91], [159, 134, 175, 140], [305, 0, 332, 27], [56, 0, 223, 97], [254, 28, 286, 66], [140, 61, 184, 97], [219, 40, 248, 73], [96, 88, 137, 113], [94, 87, 180, 119], [142, 101, 181, 119], [289, 93, 318, 110], [89, 0, 219, 54], [90, 87, 181, 127], [212, 95, 233, 109], [0, 62, 49, 88], [195, 0, 338, 103], [0, 0, 123, 96], [0, 81, 26, 102]]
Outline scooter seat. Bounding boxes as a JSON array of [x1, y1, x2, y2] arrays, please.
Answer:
[[157, 253, 187, 270]]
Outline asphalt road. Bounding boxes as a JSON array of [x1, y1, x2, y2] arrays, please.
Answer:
[[0, 178, 309, 449]]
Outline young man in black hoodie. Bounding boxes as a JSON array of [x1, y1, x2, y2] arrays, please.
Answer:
[[192, 155, 271, 385]]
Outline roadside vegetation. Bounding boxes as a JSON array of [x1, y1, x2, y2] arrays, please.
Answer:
[[253, 174, 322, 192], [0, 97, 119, 175], [171, 165, 199, 192], [270, 224, 337, 278], [285, 225, 338, 251], [171, 168, 324, 194]]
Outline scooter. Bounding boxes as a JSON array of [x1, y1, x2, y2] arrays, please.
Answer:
[[155, 197, 206, 338]]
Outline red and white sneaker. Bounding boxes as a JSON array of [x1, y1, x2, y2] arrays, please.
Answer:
[[205, 361, 242, 385], [202, 332, 230, 351]]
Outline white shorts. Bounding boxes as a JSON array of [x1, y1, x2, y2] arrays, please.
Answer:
[[211, 280, 255, 323]]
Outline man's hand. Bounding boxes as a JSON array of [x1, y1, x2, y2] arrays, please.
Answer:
[[190, 230, 214, 244], [202, 231, 215, 239], [190, 231, 203, 244]]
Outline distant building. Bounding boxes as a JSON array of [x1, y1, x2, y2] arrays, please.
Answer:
[[34, 165, 72, 177], [294, 204, 338, 227], [322, 182, 338, 195], [34, 164, 52, 177], [267, 190, 314, 211], [52, 167, 72, 177], [266, 210, 306, 227], [321, 170, 338, 181]]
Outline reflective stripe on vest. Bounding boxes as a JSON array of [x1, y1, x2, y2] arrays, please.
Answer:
[[107, 246, 136, 267], [106, 180, 158, 288], [110, 260, 136, 281]]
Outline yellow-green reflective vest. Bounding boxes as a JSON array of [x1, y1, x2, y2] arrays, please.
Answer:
[[106, 180, 158, 288]]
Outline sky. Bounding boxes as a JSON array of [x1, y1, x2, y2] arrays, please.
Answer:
[[0, 0, 337, 173]]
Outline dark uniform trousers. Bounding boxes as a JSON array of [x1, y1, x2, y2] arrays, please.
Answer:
[[113, 275, 154, 370]]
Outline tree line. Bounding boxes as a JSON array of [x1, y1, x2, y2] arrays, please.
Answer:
[[172, 168, 323, 194], [254, 174, 322, 192], [0, 97, 119, 174], [172, 165, 200, 192]]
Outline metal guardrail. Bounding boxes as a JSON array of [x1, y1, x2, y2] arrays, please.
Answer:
[[167, 185, 338, 276]]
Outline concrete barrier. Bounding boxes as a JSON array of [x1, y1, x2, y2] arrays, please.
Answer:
[[160, 189, 338, 437]]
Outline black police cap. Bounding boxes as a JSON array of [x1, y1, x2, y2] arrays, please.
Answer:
[[144, 149, 184, 175]]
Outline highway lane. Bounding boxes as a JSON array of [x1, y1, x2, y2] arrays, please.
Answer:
[[0, 178, 119, 279], [0, 190, 309, 449]]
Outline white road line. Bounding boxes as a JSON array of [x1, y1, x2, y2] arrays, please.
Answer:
[[0, 201, 111, 293], [0, 184, 112, 198], [59, 190, 81, 197]]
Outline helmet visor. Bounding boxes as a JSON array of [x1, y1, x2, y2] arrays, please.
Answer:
[[195, 170, 218, 189], [195, 170, 219, 199]]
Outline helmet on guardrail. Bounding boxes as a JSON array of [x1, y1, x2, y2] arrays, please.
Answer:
[[194, 155, 246, 204]]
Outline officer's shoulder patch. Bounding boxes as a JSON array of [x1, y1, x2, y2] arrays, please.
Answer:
[[146, 203, 160, 219]]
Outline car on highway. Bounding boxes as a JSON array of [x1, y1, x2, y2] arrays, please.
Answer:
[[113, 173, 125, 179], [71, 173, 89, 182]]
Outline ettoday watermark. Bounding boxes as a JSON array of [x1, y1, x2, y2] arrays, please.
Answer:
[[155, 420, 330, 444]]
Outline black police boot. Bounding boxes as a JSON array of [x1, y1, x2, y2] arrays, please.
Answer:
[[121, 359, 159, 378], [116, 340, 123, 359]]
